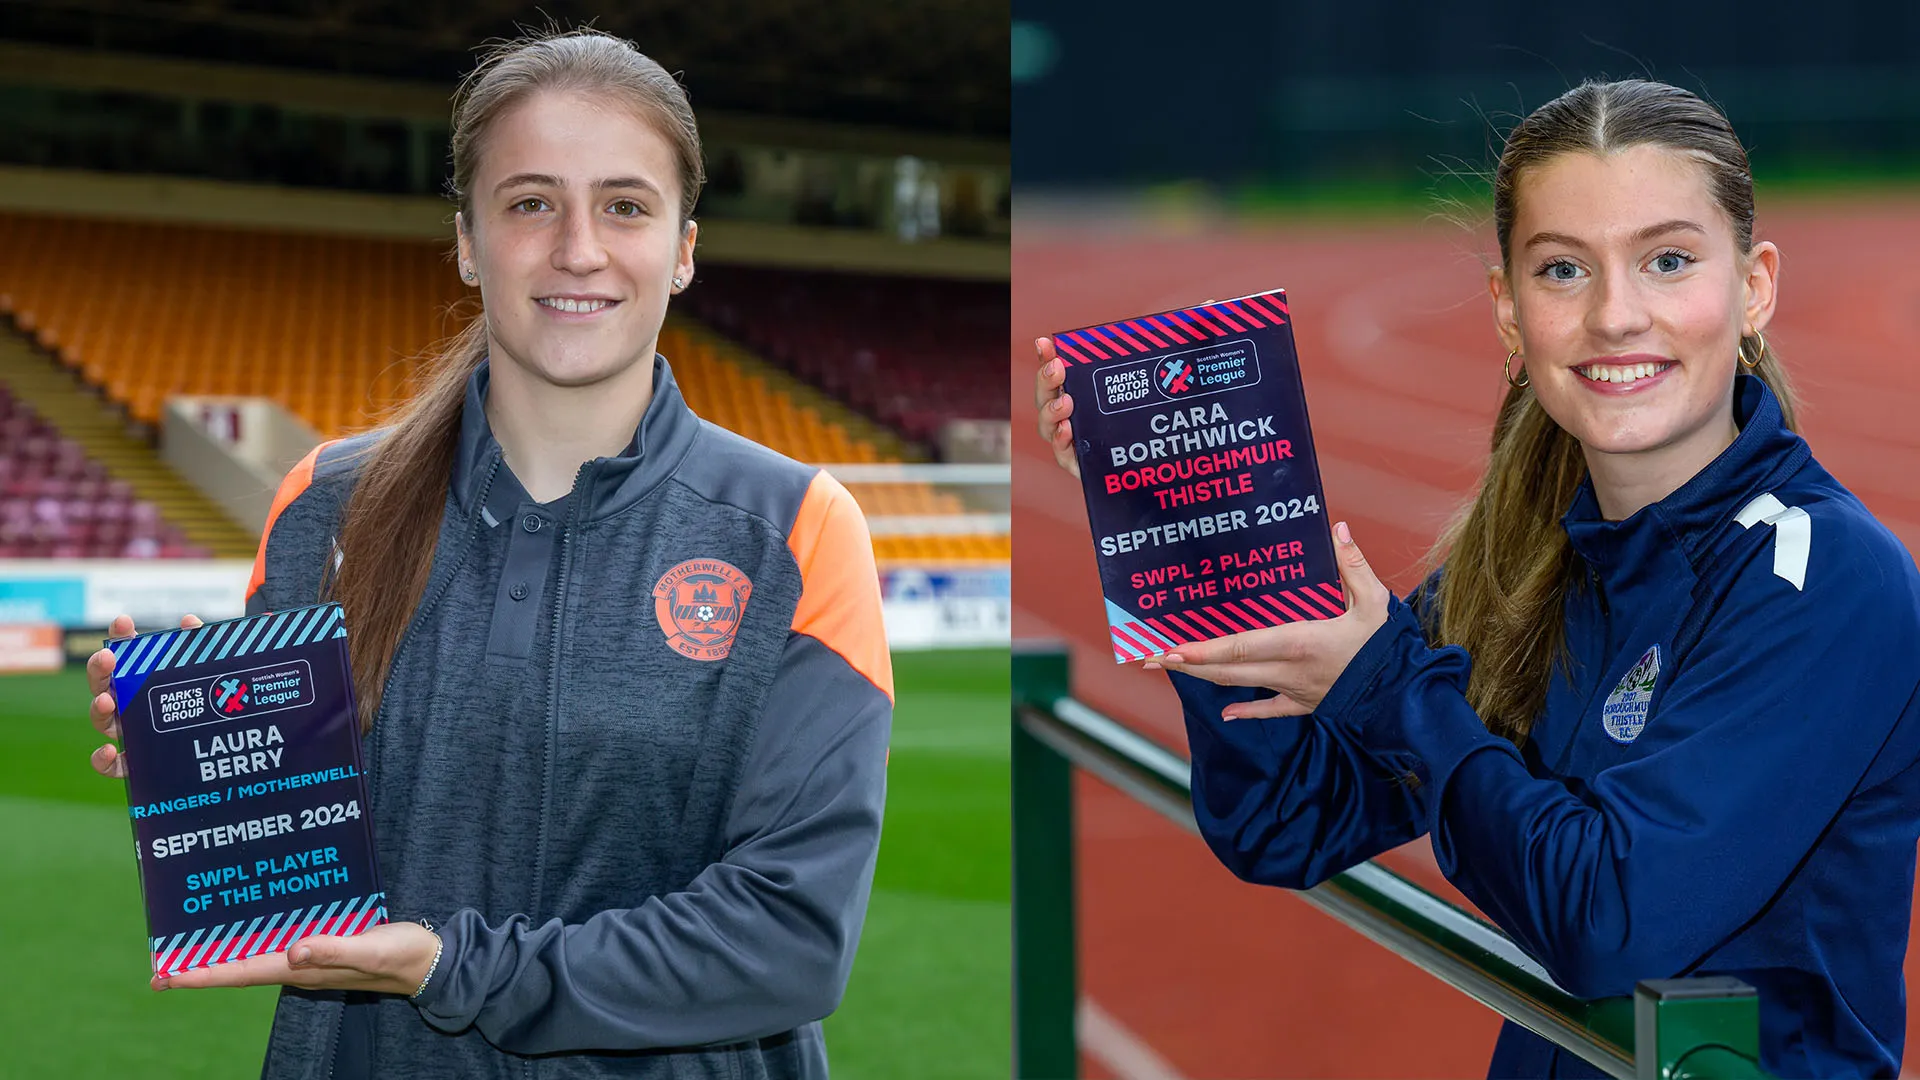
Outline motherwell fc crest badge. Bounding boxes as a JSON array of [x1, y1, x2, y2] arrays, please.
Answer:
[[653, 559, 752, 661]]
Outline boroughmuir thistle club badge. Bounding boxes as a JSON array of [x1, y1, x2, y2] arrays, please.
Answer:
[[1601, 644, 1662, 743]]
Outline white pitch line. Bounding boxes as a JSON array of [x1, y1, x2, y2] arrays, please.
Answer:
[[1079, 998, 1188, 1080]]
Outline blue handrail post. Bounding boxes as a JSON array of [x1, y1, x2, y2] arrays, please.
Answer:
[[1012, 642, 1077, 1079]]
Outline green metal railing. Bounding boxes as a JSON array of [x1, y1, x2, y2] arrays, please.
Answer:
[[1012, 643, 1771, 1080]]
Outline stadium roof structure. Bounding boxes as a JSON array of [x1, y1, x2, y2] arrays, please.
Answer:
[[0, 0, 1007, 136]]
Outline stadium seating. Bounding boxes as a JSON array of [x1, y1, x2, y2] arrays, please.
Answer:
[[654, 325, 883, 464], [0, 210, 1005, 562], [674, 264, 1004, 446], [0, 385, 203, 559]]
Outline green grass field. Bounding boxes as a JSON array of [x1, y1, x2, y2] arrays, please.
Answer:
[[0, 648, 1008, 1078]]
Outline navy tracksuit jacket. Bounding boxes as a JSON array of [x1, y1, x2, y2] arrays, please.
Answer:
[[1179, 375, 1920, 1078]]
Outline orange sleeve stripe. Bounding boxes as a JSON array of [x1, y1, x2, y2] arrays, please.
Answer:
[[787, 469, 894, 703], [245, 441, 331, 603]]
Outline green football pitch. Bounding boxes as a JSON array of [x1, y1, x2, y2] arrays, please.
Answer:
[[0, 648, 1009, 1078]]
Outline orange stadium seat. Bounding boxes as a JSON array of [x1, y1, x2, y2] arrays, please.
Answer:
[[0, 210, 998, 562]]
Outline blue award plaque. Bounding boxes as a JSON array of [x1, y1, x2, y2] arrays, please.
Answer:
[[1053, 289, 1345, 662], [108, 602, 386, 977]]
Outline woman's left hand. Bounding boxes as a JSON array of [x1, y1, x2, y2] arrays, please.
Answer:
[[154, 921, 440, 996], [1150, 522, 1392, 720]]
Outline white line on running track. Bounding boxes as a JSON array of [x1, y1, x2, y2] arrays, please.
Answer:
[[1079, 998, 1188, 1080]]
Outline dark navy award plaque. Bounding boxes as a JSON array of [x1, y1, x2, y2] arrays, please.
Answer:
[[1052, 289, 1345, 662], [108, 602, 386, 977]]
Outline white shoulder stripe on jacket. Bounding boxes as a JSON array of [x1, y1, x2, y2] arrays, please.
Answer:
[[1735, 492, 1811, 591]]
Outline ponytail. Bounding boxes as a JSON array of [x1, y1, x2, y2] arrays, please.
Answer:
[[325, 317, 488, 732]]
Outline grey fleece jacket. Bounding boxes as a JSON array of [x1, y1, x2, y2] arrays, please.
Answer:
[[244, 356, 892, 1079]]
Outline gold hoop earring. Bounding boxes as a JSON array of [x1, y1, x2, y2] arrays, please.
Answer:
[[1505, 348, 1529, 389], [1738, 329, 1768, 369]]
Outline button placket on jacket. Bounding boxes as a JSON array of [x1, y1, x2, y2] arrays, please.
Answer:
[[486, 499, 560, 664]]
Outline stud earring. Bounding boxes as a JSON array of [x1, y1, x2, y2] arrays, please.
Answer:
[[672, 276, 684, 289], [462, 269, 476, 283]]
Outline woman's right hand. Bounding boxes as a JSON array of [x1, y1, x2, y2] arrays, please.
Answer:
[[89, 613, 204, 778], [1032, 337, 1080, 479]]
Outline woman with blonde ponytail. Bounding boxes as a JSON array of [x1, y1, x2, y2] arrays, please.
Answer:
[[84, 27, 891, 1079], [1035, 79, 1920, 1078]]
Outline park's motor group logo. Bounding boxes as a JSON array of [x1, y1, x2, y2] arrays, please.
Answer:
[[1096, 340, 1264, 415], [148, 660, 315, 733], [653, 558, 753, 662]]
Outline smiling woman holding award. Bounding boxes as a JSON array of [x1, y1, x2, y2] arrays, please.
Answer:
[[82, 26, 891, 1080], [1032, 79, 1920, 1079]]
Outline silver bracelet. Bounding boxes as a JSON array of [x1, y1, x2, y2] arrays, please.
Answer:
[[412, 920, 443, 1000]]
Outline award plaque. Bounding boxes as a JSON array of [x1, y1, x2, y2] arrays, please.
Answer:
[[108, 602, 386, 977], [1053, 289, 1345, 662]]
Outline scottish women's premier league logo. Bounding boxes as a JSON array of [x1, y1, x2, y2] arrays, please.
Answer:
[[1156, 355, 1195, 396]]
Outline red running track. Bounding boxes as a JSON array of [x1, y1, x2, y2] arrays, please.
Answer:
[[1011, 200, 1920, 1078]]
